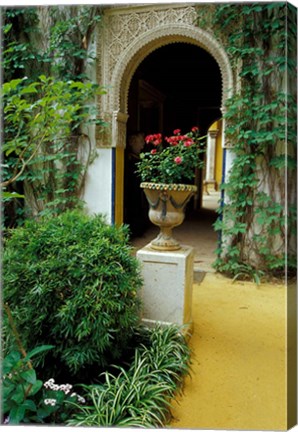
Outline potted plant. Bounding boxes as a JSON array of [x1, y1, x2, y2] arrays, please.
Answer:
[[136, 127, 205, 251]]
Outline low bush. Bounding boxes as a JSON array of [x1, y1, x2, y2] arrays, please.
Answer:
[[67, 324, 191, 427], [3, 210, 143, 380], [2, 346, 86, 425]]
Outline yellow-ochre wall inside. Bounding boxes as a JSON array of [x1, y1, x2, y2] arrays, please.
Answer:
[[209, 119, 223, 189], [115, 147, 124, 225]]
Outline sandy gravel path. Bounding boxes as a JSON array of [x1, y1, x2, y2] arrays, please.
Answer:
[[170, 273, 287, 430]]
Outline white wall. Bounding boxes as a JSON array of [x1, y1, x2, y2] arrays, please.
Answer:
[[83, 148, 113, 223], [223, 148, 236, 203]]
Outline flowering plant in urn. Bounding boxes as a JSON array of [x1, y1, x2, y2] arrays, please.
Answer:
[[136, 127, 206, 251], [136, 127, 205, 185]]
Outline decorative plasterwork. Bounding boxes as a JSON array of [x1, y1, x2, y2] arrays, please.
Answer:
[[99, 5, 197, 92], [209, 129, 219, 139], [96, 4, 233, 147], [112, 111, 129, 149]]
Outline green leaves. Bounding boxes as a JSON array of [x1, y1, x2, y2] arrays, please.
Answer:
[[3, 350, 21, 375], [2, 344, 54, 424], [2, 75, 104, 218], [136, 130, 206, 184], [3, 210, 142, 378], [2, 7, 105, 226], [2, 345, 87, 425], [67, 325, 191, 427], [208, 3, 297, 278], [20, 369, 36, 384], [23, 345, 55, 362], [47, 6, 102, 80]]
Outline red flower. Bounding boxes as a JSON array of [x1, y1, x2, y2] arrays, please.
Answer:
[[165, 136, 179, 146], [191, 126, 199, 132], [151, 149, 157, 154], [174, 156, 183, 164], [145, 135, 152, 144], [173, 129, 181, 135], [145, 133, 162, 145], [184, 139, 194, 147]]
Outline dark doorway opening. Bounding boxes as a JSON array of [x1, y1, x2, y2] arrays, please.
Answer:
[[124, 42, 222, 246], [127, 42, 222, 136]]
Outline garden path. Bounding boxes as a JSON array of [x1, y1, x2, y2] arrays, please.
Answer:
[[170, 272, 287, 430], [132, 191, 289, 430]]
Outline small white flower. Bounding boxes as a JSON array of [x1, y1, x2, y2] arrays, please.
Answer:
[[77, 395, 85, 404], [44, 378, 55, 389], [44, 398, 57, 406], [52, 384, 59, 391], [64, 384, 72, 394], [70, 392, 77, 398], [59, 384, 66, 391]]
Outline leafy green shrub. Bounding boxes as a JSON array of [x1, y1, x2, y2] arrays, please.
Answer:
[[2, 347, 86, 425], [3, 210, 142, 379], [2, 75, 106, 224], [3, 7, 105, 227], [67, 325, 191, 427], [2, 346, 53, 424]]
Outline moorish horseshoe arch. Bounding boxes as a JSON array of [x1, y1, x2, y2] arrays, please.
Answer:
[[108, 23, 234, 148]]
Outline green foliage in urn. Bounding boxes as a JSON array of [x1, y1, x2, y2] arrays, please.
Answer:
[[3, 210, 143, 379], [136, 127, 205, 184]]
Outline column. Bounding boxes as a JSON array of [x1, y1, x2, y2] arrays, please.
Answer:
[[205, 129, 218, 192]]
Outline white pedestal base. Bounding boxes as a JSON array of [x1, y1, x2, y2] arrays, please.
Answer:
[[137, 244, 194, 328]]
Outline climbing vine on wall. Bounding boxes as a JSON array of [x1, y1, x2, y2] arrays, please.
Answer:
[[196, 3, 297, 279], [3, 6, 105, 227]]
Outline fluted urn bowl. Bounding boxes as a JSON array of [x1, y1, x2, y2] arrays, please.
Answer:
[[140, 182, 197, 251]]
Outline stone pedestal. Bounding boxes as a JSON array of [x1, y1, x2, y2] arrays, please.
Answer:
[[136, 245, 194, 329]]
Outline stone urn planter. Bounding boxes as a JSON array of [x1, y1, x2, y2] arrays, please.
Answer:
[[140, 182, 197, 251]]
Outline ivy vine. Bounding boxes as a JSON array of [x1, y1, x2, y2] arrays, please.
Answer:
[[197, 3, 297, 279], [2, 6, 105, 227]]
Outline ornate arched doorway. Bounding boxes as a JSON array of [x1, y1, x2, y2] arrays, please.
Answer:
[[90, 4, 233, 229], [124, 42, 223, 236]]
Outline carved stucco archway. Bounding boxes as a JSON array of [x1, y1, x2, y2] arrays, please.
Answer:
[[93, 6, 234, 224], [107, 24, 233, 149], [114, 24, 233, 115]]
